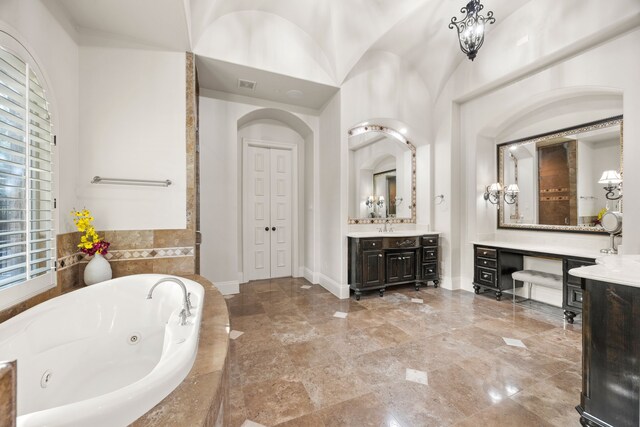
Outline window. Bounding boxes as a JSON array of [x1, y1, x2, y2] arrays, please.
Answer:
[[0, 41, 55, 310]]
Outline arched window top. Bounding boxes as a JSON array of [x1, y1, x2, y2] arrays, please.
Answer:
[[0, 30, 56, 310]]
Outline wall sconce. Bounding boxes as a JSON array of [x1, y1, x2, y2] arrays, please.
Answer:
[[365, 195, 375, 209], [449, 0, 496, 61], [598, 170, 623, 200], [483, 183, 502, 205], [503, 184, 520, 205], [376, 196, 385, 209]]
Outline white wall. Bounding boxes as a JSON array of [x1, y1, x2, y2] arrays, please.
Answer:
[[199, 94, 318, 292], [318, 92, 344, 296], [77, 47, 186, 231], [0, 0, 80, 233]]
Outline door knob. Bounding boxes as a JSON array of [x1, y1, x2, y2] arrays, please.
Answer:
[[264, 227, 269, 231], [272, 227, 276, 231]]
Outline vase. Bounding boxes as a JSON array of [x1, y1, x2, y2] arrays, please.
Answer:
[[84, 253, 113, 285]]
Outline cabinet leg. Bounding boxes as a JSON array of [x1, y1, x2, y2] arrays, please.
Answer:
[[355, 291, 361, 301], [473, 284, 480, 295], [379, 288, 385, 297], [433, 280, 439, 288], [564, 310, 576, 324], [415, 283, 421, 291], [495, 290, 502, 301]]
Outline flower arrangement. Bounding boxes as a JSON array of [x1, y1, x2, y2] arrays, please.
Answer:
[[71, 209, 110, 256], [594, 207, 608, 226]]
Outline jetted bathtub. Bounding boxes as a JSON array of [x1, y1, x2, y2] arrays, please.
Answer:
[[0, 274, 205, 427]]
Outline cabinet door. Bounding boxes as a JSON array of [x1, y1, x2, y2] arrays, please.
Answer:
[[386, 252, 415, 283], [400, 252, 416, 281], [362, 250, 384, 287]]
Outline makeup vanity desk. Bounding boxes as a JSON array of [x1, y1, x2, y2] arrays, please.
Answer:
[[472, 240, 605, 323]]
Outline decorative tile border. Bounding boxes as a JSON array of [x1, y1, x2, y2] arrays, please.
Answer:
[[57, 246, 196, 270]]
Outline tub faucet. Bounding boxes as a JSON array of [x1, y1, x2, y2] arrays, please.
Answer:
[[147, 277, 193, 325]]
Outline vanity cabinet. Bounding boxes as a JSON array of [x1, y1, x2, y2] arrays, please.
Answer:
[[562, 257, 594, 323], [348, 235, 439, 300], [472, 244, 595, 322], [472, 245, 522, 301], [577, 278, 640, 427]]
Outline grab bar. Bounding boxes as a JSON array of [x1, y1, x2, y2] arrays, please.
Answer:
[[91, 176, 172, 187]]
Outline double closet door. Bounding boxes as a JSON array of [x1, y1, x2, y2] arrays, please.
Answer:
[[246, 146, 292, 280]]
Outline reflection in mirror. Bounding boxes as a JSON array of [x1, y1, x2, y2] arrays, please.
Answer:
[[348, 125, 416, 224], [498, 116, 622, 233]]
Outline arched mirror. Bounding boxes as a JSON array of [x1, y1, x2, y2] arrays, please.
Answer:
[[348, 124, 416, 224]]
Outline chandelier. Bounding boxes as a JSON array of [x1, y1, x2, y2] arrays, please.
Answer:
[[449, 0, 496, 61]]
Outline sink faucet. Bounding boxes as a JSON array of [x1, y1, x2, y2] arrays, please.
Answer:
[[147, 277, 193, 325], [383, 219, 393, 233]]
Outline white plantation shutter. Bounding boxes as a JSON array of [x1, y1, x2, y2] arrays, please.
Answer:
[[0, 46, 55, 293]]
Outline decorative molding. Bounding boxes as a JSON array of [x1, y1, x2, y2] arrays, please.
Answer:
[[347, 124, 417, 225]]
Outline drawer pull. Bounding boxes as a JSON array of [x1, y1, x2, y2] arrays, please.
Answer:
[[378, 254, 383, 258], [483, 261, 487, 265], [483, 251, 487, 255], [482, 273, 490, 279], [372, 243, 376, 246]]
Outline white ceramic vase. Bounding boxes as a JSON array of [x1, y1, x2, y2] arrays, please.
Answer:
[[84, 253, 112, 285]]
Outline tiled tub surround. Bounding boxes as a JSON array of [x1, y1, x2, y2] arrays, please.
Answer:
[[0, 360, 17, 427], [227, 277, 582, 426], [0, 229, 196, 325]]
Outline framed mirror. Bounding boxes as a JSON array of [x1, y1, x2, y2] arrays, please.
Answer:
[[348, 124, 416, 224], [497, 116, 623, 233]]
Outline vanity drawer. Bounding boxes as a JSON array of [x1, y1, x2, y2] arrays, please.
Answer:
[[475, 258, 497, 269], [476, 266, 497, 288], [565, 258, 596, 286], [476, 247, 497, 259], [423, 247, 438, 262], [421, 235, 438, 246], [387, 237, 419, 249], [361, 239, 383, 250], [566, 284, 583, 309], [422, 263, 438, 279]]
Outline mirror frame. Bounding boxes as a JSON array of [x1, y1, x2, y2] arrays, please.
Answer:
[[348, 124, 416, 224], [496, 115, 623, 233]]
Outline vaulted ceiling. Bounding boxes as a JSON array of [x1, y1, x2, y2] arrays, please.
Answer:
[[51, 0, 532, 107]]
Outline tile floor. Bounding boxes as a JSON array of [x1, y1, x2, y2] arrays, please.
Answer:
[[226, 277, 582, 427]]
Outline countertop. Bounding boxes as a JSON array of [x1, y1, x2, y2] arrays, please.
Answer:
[[347, 230, 441, 238], [569, 255, 640, 288], [472, 240, 606, 260], [132, 275, 230, 427]]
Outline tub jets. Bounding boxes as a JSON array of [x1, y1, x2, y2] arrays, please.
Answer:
[[147, 277, 193, 325]]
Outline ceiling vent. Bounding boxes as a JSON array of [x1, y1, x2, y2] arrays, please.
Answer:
[[238, 79, 256, 90]]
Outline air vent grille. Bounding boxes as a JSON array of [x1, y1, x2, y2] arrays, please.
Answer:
[[238, 79, 256, 90]]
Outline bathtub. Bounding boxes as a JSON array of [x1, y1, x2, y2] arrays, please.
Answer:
[[0, 274, 205, 427]]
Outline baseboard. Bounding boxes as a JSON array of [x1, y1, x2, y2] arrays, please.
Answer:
[[295, 267, 304, 278], [318, 273, 349, 299], [214, 280, 240, 295], [303, 268, 319, 284]]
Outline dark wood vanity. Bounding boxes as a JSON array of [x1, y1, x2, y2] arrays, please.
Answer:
[[472, 243, 595, 322], [575, 277, 640, 427], [348, 234, 439, 300]]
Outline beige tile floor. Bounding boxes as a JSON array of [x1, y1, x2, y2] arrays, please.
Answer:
[[226, 277, 582, 427]]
